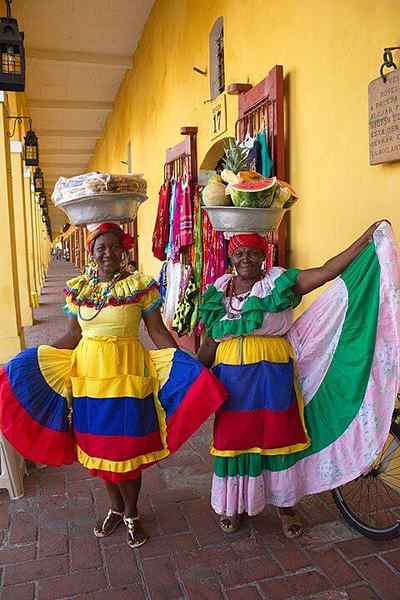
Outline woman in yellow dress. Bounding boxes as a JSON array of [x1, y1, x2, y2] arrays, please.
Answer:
[[0, 223, 226, 548]]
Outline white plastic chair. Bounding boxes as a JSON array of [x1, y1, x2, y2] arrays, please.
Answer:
[[0, 435, 24, 499]]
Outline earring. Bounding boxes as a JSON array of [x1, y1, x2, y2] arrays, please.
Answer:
[[87, 256, 99, 283]]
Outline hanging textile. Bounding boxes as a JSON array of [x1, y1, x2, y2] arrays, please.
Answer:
[[165, 180, 178, 258], [172, 278, 197, 337], [189, 188, 203, 334], [201, 209, 227, 293], [256, 130, 273, 177], [152, 182, 171, 261], [179, 176, 194, 249]]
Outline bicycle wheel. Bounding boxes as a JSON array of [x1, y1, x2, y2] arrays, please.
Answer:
[[332, 412, 400, 540]]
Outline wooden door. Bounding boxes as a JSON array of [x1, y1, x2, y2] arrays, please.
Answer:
[[235, 65, 287, 266]]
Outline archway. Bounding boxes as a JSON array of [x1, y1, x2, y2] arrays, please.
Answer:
[[198, 136, 234, 184]]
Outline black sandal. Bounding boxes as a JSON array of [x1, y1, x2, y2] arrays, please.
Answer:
[[93, 509, 124, 538], [124, 515, 148, 549], [219, 514, 241, 533]]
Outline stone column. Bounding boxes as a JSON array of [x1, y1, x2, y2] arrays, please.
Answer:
[[10, 141, 33, 327], [23, 168, 39, 308], [0, 92, 24, 362]]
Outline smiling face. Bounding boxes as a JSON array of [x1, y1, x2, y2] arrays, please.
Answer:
[[230, 246, 265, 280], [92, 231, 124, 278]]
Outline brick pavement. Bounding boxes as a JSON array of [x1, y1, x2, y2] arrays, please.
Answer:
[[0, 260, 399, 599]]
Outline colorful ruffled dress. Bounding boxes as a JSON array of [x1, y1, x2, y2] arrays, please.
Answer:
[[200, 223, 400, 514], [0, 272, 226, 482]]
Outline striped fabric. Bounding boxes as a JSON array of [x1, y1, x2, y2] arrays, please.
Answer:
[[0, 346, 226, 481]]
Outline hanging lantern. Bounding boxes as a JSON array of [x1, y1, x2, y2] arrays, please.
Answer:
[[0, 1, 25, 92], [39, 192, 47, 208], [33, 167, 44, 192], [24, 127, 39, 166]]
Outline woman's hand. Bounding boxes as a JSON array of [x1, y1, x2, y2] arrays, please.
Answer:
[[358, 220, 390, 245]]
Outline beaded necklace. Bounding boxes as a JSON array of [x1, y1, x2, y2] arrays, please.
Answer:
[[226, 276, 261, 319], [78, 270, 123, 322]]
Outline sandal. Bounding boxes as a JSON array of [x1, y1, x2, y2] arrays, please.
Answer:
[[124, 516, 148, 549], [277, 509, 304, 539], [93, 509, 124, 538], [219, 514, 241, 533]]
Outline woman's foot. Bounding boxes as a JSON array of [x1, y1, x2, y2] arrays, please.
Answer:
[[219, 514, 241, 533], [277, 508, 304, 539], [124, 516, 148, 548], [94, 509, 124, 538]]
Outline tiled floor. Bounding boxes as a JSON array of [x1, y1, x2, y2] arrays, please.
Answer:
[[0, 260, 399, 599]]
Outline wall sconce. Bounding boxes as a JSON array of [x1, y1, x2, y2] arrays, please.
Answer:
[[0, 0, 25, 92], [39, 191, 47, 209], [7, 116, 39, 166], [33, 167, 44, 192]]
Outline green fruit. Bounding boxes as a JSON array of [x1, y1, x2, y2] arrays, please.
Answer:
[[230, 177, 278, 207]]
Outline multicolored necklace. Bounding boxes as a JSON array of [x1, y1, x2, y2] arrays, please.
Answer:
[[226, 275, 262, 320], [78, 271, 122, 322]]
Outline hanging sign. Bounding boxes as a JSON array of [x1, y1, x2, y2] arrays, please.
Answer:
[[368, 69, 400, 164], [210, 94, 227, 140]]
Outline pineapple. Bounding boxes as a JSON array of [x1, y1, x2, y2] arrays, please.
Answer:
[[221, 139, 249, 184]]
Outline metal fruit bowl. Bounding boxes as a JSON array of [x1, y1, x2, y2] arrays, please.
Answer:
[[203, 206, 287, 233], [56, 192, 147, 226]]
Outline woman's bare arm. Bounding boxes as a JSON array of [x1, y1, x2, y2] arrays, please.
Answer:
[[143, 308, 178, 349], [294, 221, 385, 296], [197, 335, 219, 368], [52, 318, 82, 350]]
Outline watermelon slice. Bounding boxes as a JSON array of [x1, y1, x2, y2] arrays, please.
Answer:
[[229, 176, 278, 208]]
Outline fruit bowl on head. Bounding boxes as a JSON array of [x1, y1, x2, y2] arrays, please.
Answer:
[[56, 192, 147, 226], [203, 206, 287, 233]]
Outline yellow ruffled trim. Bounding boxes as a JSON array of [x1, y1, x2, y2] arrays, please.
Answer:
[[37, 345, 73, 396], [210, 441, 310, 457], [77, 445, 170, 473], [65, 272, 157, 304]]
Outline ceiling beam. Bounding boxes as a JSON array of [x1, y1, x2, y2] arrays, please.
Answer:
[[41, 162, 87, 169], [29, 99, 114, 111], [38, 130, 101, 138], [27, 48, 132, 68], [40, 149, 93, 156]]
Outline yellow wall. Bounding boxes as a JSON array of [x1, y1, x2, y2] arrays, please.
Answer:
[[90, 0, 400, 294]]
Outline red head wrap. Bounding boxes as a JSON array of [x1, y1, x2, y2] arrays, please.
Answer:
[[228, 234, 269, 257], [86, 223, 134, 254]]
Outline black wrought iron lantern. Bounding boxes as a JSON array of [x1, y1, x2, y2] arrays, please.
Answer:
[[33, 167, 44, 192], [39, 192, 47, 208], [7, 117, 39, 166], [24, 127, 39, 166], [0, 1, 25, 92]]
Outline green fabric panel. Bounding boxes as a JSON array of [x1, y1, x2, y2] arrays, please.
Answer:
[[257, 131, 273, 177], [199, 268, 301, 339], [214, 242, 380, 478]]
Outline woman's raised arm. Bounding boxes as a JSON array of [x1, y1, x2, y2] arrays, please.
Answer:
[[294, 221, 386, 296]]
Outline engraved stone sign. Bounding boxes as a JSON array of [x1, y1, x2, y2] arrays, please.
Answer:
[[369, 69, 400, 164]]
